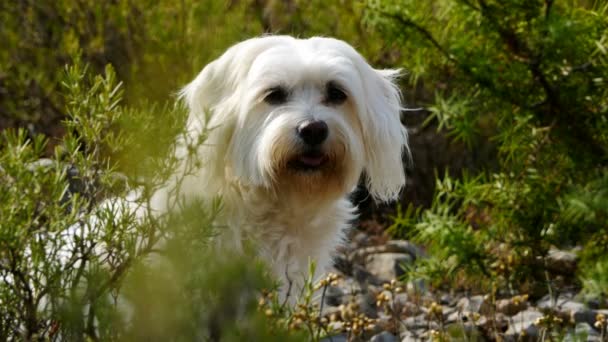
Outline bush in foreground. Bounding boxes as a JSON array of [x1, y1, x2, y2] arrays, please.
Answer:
[[0, 61, 306, 341]]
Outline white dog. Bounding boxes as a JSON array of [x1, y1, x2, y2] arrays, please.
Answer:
[[159, 35, 408, 297]]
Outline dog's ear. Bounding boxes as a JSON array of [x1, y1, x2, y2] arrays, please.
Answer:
[[178, 38, 285, 184], [360, 68, 409, 202], [179, 47, 243, 125], [180, 37, 286, 121], [178, 42, 251, 184]]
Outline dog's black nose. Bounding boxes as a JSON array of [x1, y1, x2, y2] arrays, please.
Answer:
[[297, 120, 328, 145]]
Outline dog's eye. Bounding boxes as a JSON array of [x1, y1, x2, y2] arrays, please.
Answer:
[[325, 82, 347, 105], [264, 87, 288, 105]]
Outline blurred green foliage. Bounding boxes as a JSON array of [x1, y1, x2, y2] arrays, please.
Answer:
[[0, 0, 388, 148]]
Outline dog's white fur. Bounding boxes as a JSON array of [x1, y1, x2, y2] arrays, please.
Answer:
[[157, 36, 408, 296]]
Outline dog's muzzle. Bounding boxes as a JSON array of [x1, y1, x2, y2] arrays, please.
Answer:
[[289, 120, 330, 171]]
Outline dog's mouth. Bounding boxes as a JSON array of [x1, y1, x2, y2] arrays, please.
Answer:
[[288, 150, 329, 171]]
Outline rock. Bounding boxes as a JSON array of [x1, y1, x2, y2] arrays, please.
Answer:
[[563, 322, 602, 342], [320, 333, 348, 342], [383, 240, 426, 260], [456, 295, 492, 315], [586, 297, 603, 310], [370, 331, 398, 342], [332, 254, 352, 277], [445, 309, 465, 324], [478, 312, 509, 335], [392, 293, 409, 313], [352, 264, 383, 286], [364, 253, 413, 282], [403, 313, 437, 330], [537, 293, 573, 309], [400, 329, 425, 342], [324, 286, 345, 307], [352, 232, 369, 247], [26, 158, 56, 171], [405, 278, 427, 294], [545, 248, 578, 274], [504, 309, 543, 341], [496, 296, 528, 316], [439, 293, 453, 305], [357, 292, 379, 318], [562, 301, 595, 325], [349, 240, 425, 264], [400, 300, 425, 317], [537, 293, 597, 325], [336, 276, 364, 295]]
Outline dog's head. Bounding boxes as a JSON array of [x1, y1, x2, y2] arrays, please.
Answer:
[[181, 36, 408, 202]]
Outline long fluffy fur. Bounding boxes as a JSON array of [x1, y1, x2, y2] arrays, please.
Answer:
[[161, 36, 408, 297]]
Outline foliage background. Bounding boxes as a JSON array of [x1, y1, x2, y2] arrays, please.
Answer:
[[1, 0, 607, 340]]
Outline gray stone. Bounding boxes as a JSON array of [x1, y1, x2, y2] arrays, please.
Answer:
[[365, 253, 413, 282], [320, 333, 348, 342], [563, 301, 595, 325], [358, 291, 379, 318], [456, 295, 492, 315], [406, 278, 427, 294], [352, 232, 369, 246], [445, 308, 464, 324], [27, 158, 55, 171], [324, 285, 344, 307], [400, 329, 425, 342], [392, 293, 410, 312], [439, 293, 453, 305], [403, 313, 437, 330], [496, 297, 528, 316], [349, 240, 425, 264], [383, 240, 426, 260], [505, 309, 543, 340], [477, 312, 509, 336], [352, 264, 383, 286], [370, 331, 399, 342], [537, 293, 598, 325], [399, 329, 428, 342], [545, 248, 577, 274], [336, 276, 364, 295], [537, 293, 570, 309], [563, 322, 601, 342]]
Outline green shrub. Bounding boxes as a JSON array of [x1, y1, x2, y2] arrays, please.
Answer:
[[370, 1, 608, 294], [0, 60, 305, 340]]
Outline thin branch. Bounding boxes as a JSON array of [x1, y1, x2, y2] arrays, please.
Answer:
[[375, 10, 457, 63], [477, 0, 558, 111], [544, 0, 554, 20]]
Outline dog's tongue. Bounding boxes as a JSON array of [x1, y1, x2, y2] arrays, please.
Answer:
[[299, 153, 325, 167]]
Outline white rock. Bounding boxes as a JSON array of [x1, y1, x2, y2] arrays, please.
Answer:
[[365, 253, 413, 282], [505, 309, 543, 340], [456, 295, 491, 315], [370, 331, 399, 342]]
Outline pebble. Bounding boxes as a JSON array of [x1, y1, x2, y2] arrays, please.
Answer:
[[456, 295, 492, 315], [496, 297, 528, 316], [504, 309, 543, 340], [322, 235, 596, 341], [364, 253, 413, 282], [369, 331, 398, 342]]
